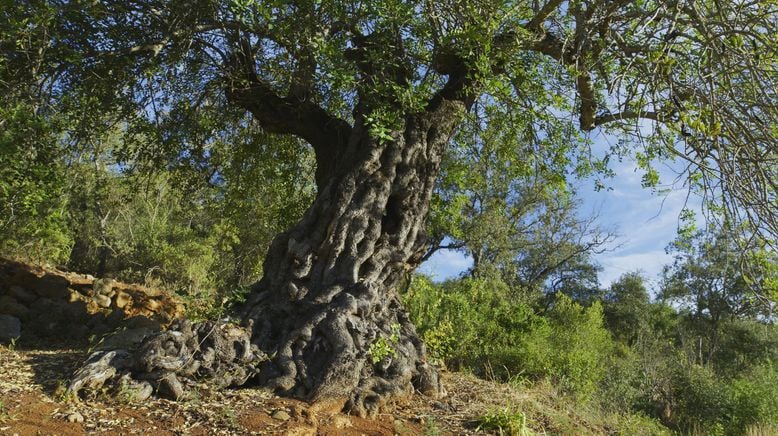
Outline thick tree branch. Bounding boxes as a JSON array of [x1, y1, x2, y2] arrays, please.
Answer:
[[288, 48, 317, 101], [227, 79, 352, 149], [527, 0, 565, 31], [225, 43, 352, 185], [427, 58, 476, 113], [528, 30, 600, 130], [577, 73, 597, 131]]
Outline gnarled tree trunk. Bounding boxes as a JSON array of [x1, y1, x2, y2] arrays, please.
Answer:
[[67, 96, 468, 416], [237, 100, 464, 415], [68, 32, 474, 414]]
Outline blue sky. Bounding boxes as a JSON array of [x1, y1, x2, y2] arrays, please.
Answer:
[[420, 133, 700, 292]]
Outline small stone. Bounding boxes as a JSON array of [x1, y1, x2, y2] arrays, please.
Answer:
[[68, 289, 83, 303], [92, 278, 116, 296], [8, 285, 36, 304], [66, 411, 84, 423], [332, 416, 352, 429], [143, 299, 161, 312], [115, 291, 132, 309], [32, 274, 71, 299], [0, 295, 29, 319], [272, 410, 291, 421], [93, 294, 112, 308], [0, 315, 21, 344]]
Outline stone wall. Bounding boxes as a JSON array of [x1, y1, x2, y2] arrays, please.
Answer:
[[0, 257, 184, 344]]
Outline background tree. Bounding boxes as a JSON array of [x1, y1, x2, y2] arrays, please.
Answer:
[[3, 0, 778, 416], [425, 111, 615, 298], [602, 272, 654, 345], [662, 223, 777, 366]]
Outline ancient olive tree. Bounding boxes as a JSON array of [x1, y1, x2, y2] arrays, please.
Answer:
[[8, 0, 777, 415]]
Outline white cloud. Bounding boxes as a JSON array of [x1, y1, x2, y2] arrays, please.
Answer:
[[418, 249, 472, 282], [418, 134, 704, 291], [598, 250, 673, 291], [582, 136, 702, 291]]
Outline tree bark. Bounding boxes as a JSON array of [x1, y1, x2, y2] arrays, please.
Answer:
[[237, 100, 465, 415], [68, 31, 474, 413], [67, 98, 467, 416]]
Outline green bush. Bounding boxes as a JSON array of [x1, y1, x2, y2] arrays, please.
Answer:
[[727, 363, 778, 434], [502, 293, 615, 401], [404, 275, 540, 373], [598, 345, 646, 412], [404, 276, 614, 400], [476, 408, 534, 436], [0, 103, 73, 264], [668, 363, 730, 434]]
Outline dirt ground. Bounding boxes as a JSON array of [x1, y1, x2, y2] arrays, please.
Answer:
[[0, 342, 523, 435], [0, 259, 531, 435]]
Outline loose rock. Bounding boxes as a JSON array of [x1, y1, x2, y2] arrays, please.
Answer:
[[0, 295, 29, 319], [0, 314, 21, 343], [94, 294, 112, 308], [8, 285, 36, 304], [115, 291, 132, 309], [66, 411, 84, 423], [92, 278, 115, 296], [272, 410, 291, 421], [32, 274, 70, 299]]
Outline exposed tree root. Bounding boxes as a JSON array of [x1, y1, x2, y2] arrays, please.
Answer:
[[68, 286, 442, 416], [68, 319, 265, 401], [240, 281, 444, 417]]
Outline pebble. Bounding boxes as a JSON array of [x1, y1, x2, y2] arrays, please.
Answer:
[[93, 294, 112, 308], [66, 411, 84, 423], [114, 291, 132, 309], [271, 410, 291, 421], [332, 415, 352, 428]]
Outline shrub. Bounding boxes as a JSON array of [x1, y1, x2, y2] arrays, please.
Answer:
[[727, 363, 778, 434], [533, 294, 613, 400], [668, 363, 729, 434], [476, 408, 534, 436], [404, 275, 540, 375], [405, 276, 614, 400], [0, 103, 73, 264]]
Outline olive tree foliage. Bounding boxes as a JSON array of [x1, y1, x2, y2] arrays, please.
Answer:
[[4, 0, 778, 415], [5, 0, 776, 224]]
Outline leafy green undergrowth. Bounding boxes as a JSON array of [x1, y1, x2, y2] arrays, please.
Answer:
[[405, 273, 778, 435], [476, 408, 534, 436]]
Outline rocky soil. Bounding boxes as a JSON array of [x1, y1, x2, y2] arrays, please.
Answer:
[[0, 259, 537, 435], [0, 342, 540, 435]]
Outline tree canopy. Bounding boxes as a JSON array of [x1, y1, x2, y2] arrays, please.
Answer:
[[4, 0, 778, 236], [3, 0, 778, 421]]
